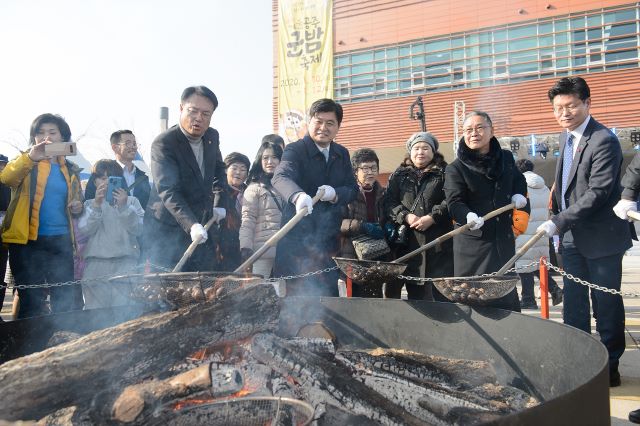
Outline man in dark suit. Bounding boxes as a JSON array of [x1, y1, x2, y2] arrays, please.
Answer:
[[272, 98, 358, 296], [143, 86, 228, 271], [537, 77, 631, 387]]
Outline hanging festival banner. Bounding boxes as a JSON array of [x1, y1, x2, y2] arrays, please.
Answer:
[[278, 0, 333, 144]]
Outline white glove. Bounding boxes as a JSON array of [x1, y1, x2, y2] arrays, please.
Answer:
[[317, 185, 336, 202], [536, 220, 558, 237], [294, 192, 313, 216], [190, 223, 208, 244], [212, 207, 226, 223], [466, 212, 484, 231], [511, 194, 527, 209], [613, 199, 637, 221]]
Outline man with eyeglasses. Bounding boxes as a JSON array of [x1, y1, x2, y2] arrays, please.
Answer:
[[537, 76, 631, 388], [85, 130, 151, 210], [143, 86, 228, 272], [272, 98, 358, 296]]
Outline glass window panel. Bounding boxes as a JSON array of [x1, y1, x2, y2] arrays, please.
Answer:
[[541, 53, 554, 69], [351, 74, 373, 83], [375, 72, 386, 79], [399, 46, 411, 57], [336, 67, 350, 78], [571, 17, 585, 29], [465, 46, 479, 58], [539, 35, 554, 47], [479, 44, 492, 55], [411, 44, 425, 54], [555, 33, 569, 45], [494, 41, 508, 54], [555, 21, 568, 32], [375, 77, 386, 91], [573, 55, 587, 67], [495, 60, 508, 75], [352, 63, 373, 74], [589, 47, 602, 62], [452, 48, 465, 60], [510, 62, 538, 74], [587, 28, 602, 40], [426, 51, 451, 64], [386, 48, 398, 59], [493, 29, 507, 41], [480, 68, 492, 79], [374, 61, 386, 72], [467, 69, 479, 80], [607, 22, 637, 37], [509, 25, 536, 39], [399, 57, 411, 68], [539, 22, 553, 35], [386, 59, 398, 70], [604, 9, 636, 24], [465, 34, 479, 45], [425, 39, 450, 52], [374, 50, 386, 60], [352, 52, 374, 64], [351, 84, 374, 96], [572, 30, 585, 42], [387, 81, 398, 90], [412, 54, 425, 66], [509, 51, 537, 64], [605, 49, 638, 62], [509, 38, 537, 50], [452, 37, 465, 48], [587, 15, 602, 27], [387, 70, 398, 81], [400, 78, 411, 89], [479, 32, 491, 44], [606, 61, 637, 70], [336, 56, 349, 66]]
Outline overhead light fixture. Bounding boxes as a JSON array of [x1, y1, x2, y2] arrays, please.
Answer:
[[338, 40, 345, 45], [359, 37, 366, 42], [518, 8, 526, 14]]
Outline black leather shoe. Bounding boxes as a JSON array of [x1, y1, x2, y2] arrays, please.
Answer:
[[550, 288, 563, 306], [520, 298, 538, 310], [629, 408, 640, 424], [610, 370, 621, 387]]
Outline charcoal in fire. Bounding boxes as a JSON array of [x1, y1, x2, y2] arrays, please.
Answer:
[[287, 337, 336, 355], [317, 403, 380, 426], [250, 333, 427, 426], [470, 383, 539, 412]]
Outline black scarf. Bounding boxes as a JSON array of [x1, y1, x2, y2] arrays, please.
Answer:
[[457, 137, 504, 180]]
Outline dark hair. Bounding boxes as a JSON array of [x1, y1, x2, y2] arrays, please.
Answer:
[[515, 159, 534, 173], [110, 129, 134, 145], [261, 134, 285, 150], [463, 111, 493, 128], [351, 148, 379, 171], [548, 76, 590, 103], [181, 86, 219, 111], [247, 142, 284, 184], [224, 152, 251, 170], [308, 98, 343, 125], [29, 113, 71, 145], [91, 159, 123, 179]]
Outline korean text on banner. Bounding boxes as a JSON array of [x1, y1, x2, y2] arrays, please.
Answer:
[[278, 0, 333, 144]]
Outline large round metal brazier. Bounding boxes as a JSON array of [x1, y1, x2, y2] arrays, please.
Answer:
[[0, 298, 609, 425], [279, 298, 610, 426]]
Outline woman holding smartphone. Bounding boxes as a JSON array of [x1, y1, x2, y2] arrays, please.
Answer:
[[0, 113, 84, 318]]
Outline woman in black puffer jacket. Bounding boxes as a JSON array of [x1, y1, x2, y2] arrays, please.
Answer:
[[385, 132, 453, 300]]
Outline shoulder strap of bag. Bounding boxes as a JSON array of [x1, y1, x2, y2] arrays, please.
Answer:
[[264, 185, 284, 213], [407, 175, 430, 213]]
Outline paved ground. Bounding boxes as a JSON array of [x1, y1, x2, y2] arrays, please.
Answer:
[[3, 241, 640, 424]]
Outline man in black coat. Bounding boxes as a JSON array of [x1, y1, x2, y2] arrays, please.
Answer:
[[143, 86, 228, 271], [614, 151, 640, 423], [537, 77, 631, 388], [85, 130, 151, 210], [444, 111, 529, 311], [272, 98, 358, 297]]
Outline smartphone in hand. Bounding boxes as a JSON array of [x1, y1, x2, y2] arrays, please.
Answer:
[[105, 176, 124, 204], [43, 142, 77, 156]]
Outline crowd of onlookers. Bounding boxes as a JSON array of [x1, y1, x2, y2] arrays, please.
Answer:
[[1, 76, 640, 421]]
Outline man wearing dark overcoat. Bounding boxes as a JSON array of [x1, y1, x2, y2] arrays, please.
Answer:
[[272, 98, 358, 296], [144, 86, 228, 271]]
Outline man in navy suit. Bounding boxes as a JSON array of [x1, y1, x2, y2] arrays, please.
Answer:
[[272, 99, 358, 297], [537, 77, 631, 387]]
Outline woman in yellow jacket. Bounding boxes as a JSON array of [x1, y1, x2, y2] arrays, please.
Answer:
[[1, 114, 84, 318]]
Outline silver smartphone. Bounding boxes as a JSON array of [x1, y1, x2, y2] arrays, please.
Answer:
[[44, 142, 77, 156]]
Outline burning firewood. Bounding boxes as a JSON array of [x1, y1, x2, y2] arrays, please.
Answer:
[[250, 333, 428, 426], [0, 284, 279, 422], [111, 363, 243, 423]]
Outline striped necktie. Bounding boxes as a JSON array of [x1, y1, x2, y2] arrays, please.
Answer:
[[561, 133, 574, 211]]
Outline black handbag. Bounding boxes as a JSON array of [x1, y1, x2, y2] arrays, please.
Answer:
[[352, 234, 391, 260]]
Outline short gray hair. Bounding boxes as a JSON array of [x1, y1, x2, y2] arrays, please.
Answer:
[[463, 111, 493, 128]]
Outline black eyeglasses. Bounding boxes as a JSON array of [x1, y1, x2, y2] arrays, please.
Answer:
[[357, 166, 379, 173]]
